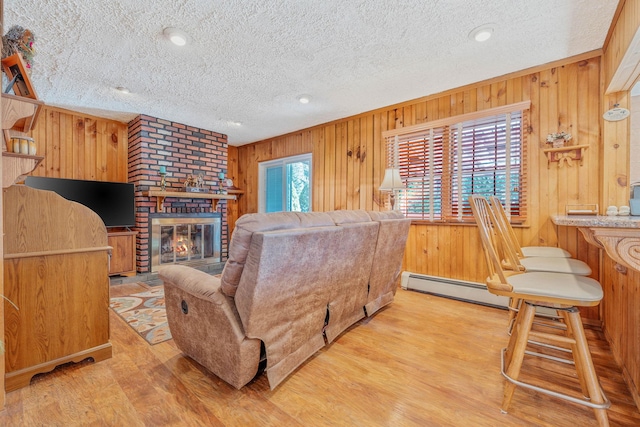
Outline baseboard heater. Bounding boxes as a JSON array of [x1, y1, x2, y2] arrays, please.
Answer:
[[401, 272, 510, 309]]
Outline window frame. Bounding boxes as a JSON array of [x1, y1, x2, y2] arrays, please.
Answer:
[[382, 101, 530, 224], [258, 153, 312, 213]]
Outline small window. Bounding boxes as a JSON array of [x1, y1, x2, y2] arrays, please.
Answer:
[[259, 154, 312, 213]]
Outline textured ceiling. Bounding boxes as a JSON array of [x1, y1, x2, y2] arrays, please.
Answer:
[[4, 0, 618, 146]]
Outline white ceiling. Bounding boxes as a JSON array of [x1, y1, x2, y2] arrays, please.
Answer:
[[4, 0, 619, 146]]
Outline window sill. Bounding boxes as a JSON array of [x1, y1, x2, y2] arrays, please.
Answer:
[[408, 219, 529, 228]]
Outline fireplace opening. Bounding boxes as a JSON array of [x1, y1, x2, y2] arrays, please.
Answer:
[[150, 214, 221, 272]]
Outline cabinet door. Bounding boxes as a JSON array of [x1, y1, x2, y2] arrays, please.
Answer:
[[108, 231, 137, 276]]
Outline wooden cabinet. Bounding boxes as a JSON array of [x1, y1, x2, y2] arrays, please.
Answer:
[[1, 91, 46, 402], [108, 230, 137, 276], [3, 185, 112, 391]]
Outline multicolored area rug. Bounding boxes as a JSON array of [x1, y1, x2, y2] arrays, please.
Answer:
[[110, 287, 172, 345]]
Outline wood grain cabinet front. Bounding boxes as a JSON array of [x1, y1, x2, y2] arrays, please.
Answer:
[[3, 185, 112, 391], [107, 230, 137, 277]]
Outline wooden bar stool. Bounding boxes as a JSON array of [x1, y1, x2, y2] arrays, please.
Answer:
[[489, 196, 572, 258], [470, 196, 610, 426], [479, 195, 592, 331]]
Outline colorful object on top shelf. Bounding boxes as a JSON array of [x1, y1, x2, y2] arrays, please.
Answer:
[[1, 25, 36, 71]]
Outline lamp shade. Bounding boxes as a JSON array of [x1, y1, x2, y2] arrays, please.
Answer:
[[379, 168, 404, 191]]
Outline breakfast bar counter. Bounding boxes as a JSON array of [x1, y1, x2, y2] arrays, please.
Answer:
[[552, 215, 640, 273]]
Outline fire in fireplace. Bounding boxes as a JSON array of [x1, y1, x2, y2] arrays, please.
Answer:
[[150, 214, 221, 272]]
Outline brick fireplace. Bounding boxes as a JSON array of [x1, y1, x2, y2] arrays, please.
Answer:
[[128, 115, 229, 273]]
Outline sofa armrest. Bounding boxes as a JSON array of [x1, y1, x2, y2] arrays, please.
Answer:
[[159, 265, 222, 302], [159, 264, 262, 389]]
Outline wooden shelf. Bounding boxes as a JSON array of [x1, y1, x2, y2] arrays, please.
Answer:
[[542, 144, 589, 168], [1, 93, 43, 133], [1, 94, 45, 162], [143, 190, 237, 212], [2, 152, 44, 188]]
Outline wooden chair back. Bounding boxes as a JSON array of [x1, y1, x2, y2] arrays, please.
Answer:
[[487, 196, 527, 271], [468, 195, 513, 293], [489, 196, 525, 258]]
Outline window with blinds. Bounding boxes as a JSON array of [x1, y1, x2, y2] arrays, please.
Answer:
[[383, 102, 529, 223], [258, 153, 312, 213]]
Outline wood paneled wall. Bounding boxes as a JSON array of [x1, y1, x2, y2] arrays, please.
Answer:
[[233, 55, 602, 314], [28, 106, 129, 182], [601, 0, 640, 410], [233, 48, 640, 405]]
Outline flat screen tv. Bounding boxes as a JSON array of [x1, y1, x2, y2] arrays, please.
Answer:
[[25, 176, 135, 228]]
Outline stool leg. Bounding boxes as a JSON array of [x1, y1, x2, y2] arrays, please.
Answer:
[[507, 297, 521, 334], [565, 309, 609, 427], [559, 310, 590, 399], [501, 301, 536, 413], [504, 299, 524, 369]]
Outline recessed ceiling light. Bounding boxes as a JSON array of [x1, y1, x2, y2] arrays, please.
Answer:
[[469, 25, 494, 42], [297, 95, 311, 104], [163, 27, 189, 46], [115, 86, 130, 94]]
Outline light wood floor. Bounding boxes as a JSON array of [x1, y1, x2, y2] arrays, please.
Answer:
[[1, 283, 639, 426]]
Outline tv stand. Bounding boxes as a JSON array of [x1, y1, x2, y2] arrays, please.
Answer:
[[107, 228, 137, 277]]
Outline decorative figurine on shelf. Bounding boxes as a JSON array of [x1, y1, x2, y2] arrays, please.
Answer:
[[159, 166, 167, 191], [184, 174, 197, 188], [184, 173, 207, 192], [217, 172, 228, 194]]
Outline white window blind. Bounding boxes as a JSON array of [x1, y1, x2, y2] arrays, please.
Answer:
[[258, 153, 312, 213], [383, 101, 530, 223]]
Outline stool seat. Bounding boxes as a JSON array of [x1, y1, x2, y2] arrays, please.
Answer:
[[504, 271, 602, 304], [522, 246, 571, 258], [518, 257, 592, 276]]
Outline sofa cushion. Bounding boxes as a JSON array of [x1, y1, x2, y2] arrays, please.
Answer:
[[325, 209, 371, 224], [221, 212, 335, 297], [367, 210, 406, 221]]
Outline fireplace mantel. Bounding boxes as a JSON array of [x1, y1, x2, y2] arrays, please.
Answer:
[[143, 190, 237, 212]]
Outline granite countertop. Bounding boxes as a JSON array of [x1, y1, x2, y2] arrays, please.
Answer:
[[551, 214, 640, 228]]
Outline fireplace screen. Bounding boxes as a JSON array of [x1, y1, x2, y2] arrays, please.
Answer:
[[151, 216, 221, 271]]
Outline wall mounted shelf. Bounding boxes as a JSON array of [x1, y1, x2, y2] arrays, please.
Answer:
[[542, 144, 589, 168], [2, 152, 43, 188], [143, 190, 237, 212], [1, 93, 43, 133]]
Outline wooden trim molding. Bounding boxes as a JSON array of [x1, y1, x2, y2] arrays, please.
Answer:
[[4, 246, 112, 260], [381, 101, 532, 138]]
